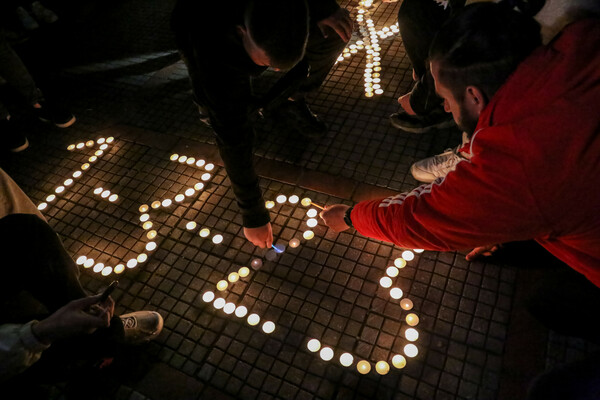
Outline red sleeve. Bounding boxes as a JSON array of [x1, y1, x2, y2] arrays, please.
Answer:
[[351, 126, 551, 251]]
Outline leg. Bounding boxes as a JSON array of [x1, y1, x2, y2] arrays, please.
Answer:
[[0, 214, 86, 323]]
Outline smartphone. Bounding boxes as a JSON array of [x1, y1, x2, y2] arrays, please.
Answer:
[[98, 280, 119, 302]]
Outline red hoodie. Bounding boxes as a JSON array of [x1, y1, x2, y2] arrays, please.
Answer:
[[351, 19, 600, 287]]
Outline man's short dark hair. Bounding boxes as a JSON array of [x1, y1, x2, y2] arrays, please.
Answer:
[[245, 0, 309, 70], [429, 2, 542, 102]]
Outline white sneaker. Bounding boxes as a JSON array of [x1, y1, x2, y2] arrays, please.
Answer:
[[16, 6, 39, 30], [120, 311, 163, 344], [30, 1, 58, 24], [411, 144, 469, 183]]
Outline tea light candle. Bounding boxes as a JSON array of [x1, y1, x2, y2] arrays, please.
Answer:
[[151, 201, 161, 209], [88, 156, 97, 163], [404, 344, 418, 358], [67, 144, 75, 151], [339, 353, 353, 367], [238, 267, 250, 278], [379, 277, 392, 288], [303, 230, 314, 240], [307, 339, 321, 352], [228, 272, 239, 283], [127, 259, 137, 268], [247, 313, 260, 326], [46, 194, 56, 202], [137, 253, 148, 263], [186, 221, 197, 230], [223, 302, 235, 314], [319, 347, 334, 361], [64, 179, 73, 186], [405, 328, 419, 342], [178, 155, 187, 163], [306, 208, 318, 218], [265, 201, 275, 209], [97, 137, 106, 144], [185, 188, 195, 196], [390, 287, 403, 299], [161, 199, 172, 207], [213, 298, 225, 309], [94, 150, 103, 157], [386, 266, 399, 277], [392, 355, 406, 369], [301, 197, 312, 207], [85, 140, 94, 147], [76, 256, 87, 265], [262, 321, 275, 334], [235, 306, 248, 318], [72, 171, 82, 178], [400, 299, 413, 310], [212, 234, 223, 244], [251, 259, 262, 269], [81, 163, 90, 170], [306, 218, 318, 228], [414, 249, 424, 253], [175, 194, 185, 202], [84, 258, 94, 268], [37, 203, 47, 211], [196, 159, 205, 167], [143, 221, 154, 230], [289, 195, 299, 204], [402, 250, 415, 261], [289, 238, 300, 248], [194, 182, 204, 191], [394, 258, 407, 268], [216, 280, 228, 291], [76, 142, 85, 149], [55, 186, 65, 194], [199, 228, 210, 237], [186, 157, 195, 165], [375, 361, 390, 375], [357, 360, 371, 374], [114, 264, 125, 274], [101, 266, 112, 276], [202, 291, 215, 303], [276, 194, 287, 203], [93, 263, 104, 273], [205, 163, 214, 171], [145, 242, 157, 251], [201, 173, 211, 181], [406, 313, 419, 326], [140, 213, 150, 222], [139, 204, 149, 213], [101, 190, 110, 198]]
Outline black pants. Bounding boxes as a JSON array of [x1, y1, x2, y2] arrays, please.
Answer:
[[398, 0, 463, 115]]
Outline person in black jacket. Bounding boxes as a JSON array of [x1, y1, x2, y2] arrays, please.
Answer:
[[172, 0, 351, 249]]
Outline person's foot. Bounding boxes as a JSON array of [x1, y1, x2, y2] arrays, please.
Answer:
[[33, 101, 76, 128], [30, 1, 58, 24], [1, 116, 29, 153], [15, 6, 39, 30], [275, 99, 327, 139], [119, 311, 163, 344], [390, 107, 455, 134], [410, 144, 469, 183]]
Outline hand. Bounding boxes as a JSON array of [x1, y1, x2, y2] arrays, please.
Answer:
[[320, 204, 351, 232], [32, 295, 114, 344], [466, 244, 501, 261], [244, 222, 273, 248], [317, 8, 353, 42]]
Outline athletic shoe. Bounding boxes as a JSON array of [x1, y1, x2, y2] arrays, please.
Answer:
[[390, 107, 455, 134], [1, 117, 29, 152], [30, 1, 58, 24], [15, 6, 39, 30], [410, 144, 469, 183], [34, 101, 76, 128], [120, 311, 163, 344]]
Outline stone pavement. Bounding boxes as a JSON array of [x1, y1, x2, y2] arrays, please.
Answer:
[[1, 1, 597, 399]]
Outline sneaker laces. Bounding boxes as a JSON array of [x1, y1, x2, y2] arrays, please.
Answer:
[[121, 316, 137, 329]]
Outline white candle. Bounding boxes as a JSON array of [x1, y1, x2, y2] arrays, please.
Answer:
[[319, 347, 334, 361], [339, 353, 353, 367], [262, 321, 275, 334], [307, 339, 321, 352]]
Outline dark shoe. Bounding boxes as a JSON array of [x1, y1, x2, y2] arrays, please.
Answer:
[[1, 117, 29, 152], [275, 99, 327, 139], [390, 107, 455, 134], [34, 101, 76, 128]]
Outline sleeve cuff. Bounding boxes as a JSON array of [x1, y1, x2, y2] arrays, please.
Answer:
[[20, 321, 51, 353]]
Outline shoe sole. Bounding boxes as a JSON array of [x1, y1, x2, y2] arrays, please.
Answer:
[[390, 117, 456, 134], [10, 138, 29, 153]]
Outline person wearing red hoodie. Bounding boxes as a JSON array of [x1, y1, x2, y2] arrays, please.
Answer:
[[322, 2, 600, 339]]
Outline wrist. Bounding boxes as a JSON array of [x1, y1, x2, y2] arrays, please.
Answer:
[[31, 320, 54, 345]]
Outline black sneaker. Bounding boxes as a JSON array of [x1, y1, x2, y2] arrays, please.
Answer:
[[275, 99, 327, 139], [34, 101, 76, 128], [390, 107, 455, 134], [1, 117, 29, 152]]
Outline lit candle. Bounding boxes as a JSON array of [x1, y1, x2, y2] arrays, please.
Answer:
[[97, 138, 106, 144], [186, 157, 195, 165], [143, 221, 153, 230], [406, 313, 419, 326], [289, 195, 299, 204], [114, 264, 125, 274], [251, 259, 262, 269], [402, 250, 415, 261], [201, 173, 211, 181], [64, 179, 73, 186], [289, 238, 300, 248], [205, 163, 214, 171], [375, 361, 390, 375], [390, 287, 403, 299], [247, 313, 260, 326], [127, 259, 137, 268], [392, 354, 407, 369], [37, 203, 47, 211], [414, 249, 424, 253], [339, 353, 353, 367], [76, 142, 85, 149], [306, 209, 318, 218], [151, 201, 161, 209], [186, 221, 197, 230], [307, 339, 321, 352], [379, 277, 392, 288], [216, 280, 228, 291], [212, 234, 223, 244], [235, 306, 248, 318], [276, 194, 287, 204], [145, 241, 157, 251], [175, 194, 185, 202], [161, 199, 172, 207], [400, 299, 413, 310], [137, 253, 148, 263], [238, 267, 250, 278], [55, 186, 65, 194], [301, 197, 312, 207], [101, 190, 110, 198], [140, 213, 150, 222], [306, 218, 318, 228], [85, 140, 94, 147], [89, 156, 97, 163], [202, 291, 215, 303], [262, 321, 275, 334], [76, 256, 87, 265], [265, 201, 275, 209], [93, 263, 104, 273], [223, 302, 235, 314], [319, 347, 334, 361], [394, 258, 407, 268], [139, 204, 149, 213], [178, 155, 187, 163], [404, 344, 418, 358], [95, 150, 103, 157], [100, 143, 109, 149], [213, 298, 225, 309], [67, 144, 75, 151], [101, 266, 112, 276], [386, 266, 399, 277], [73, 171, 82, 178], [405, 328, 419, 342], [199, 228, 210, 237], [194, 182, 204, 191], [228, 272, 239, 283], [81, 163, 90, 170], [185, 188, 195, 196], [84, 258, 94, 268], [195, 159, 205, 167], [357, 360, 371, 374], [303, 230, 314, 240], [46, 194, 56, 202]]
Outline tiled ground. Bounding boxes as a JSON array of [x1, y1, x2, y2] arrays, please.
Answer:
[[1, 0, 597, 399]]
